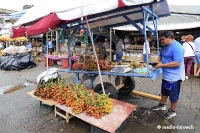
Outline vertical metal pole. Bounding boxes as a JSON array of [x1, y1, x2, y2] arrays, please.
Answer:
[[85, 16, 105, 94], [46, 32, 49, 70], [25, 32, 28, 53], [67, 28, 71, 70], [110, 28, 112, 61], [51, 31, 53, 52], [143, 10, 150, 74], [56, 30, 58, 52], [150, 4, 159, 56], [155, 19, 159, 55]]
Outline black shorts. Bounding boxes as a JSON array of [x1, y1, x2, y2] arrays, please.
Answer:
[[48, 48, 53, 52]]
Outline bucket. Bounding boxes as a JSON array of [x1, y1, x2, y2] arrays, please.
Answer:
[[62, 57, 69, 69], [44, 56, 54, 66]]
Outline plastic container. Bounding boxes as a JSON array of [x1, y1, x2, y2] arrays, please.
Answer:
[[44, 56, 54, 66], [62, 57, 69, 69], [71, 56, 79, 61]]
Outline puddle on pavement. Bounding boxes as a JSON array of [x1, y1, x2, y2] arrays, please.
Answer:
[[3, 85, 26, 94], [131, 107, 161, 125], [126, 107, 176, 133], [0, 81, 35, 94]]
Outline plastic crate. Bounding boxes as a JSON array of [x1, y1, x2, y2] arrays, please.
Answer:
[[39, 101, 54, 111], [91, 119, 126, 133], [62, 57, 69, 69]]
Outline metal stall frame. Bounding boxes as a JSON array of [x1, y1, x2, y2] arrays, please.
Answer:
[[58, 0, 170, 96]]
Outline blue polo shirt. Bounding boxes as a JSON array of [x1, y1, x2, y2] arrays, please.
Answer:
[[48, 41, 53, 48], [160, 40, 184, 81]]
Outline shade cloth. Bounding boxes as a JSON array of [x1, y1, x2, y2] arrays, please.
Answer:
[[12, 26, 28, 38], [27, 13, 62, 36]]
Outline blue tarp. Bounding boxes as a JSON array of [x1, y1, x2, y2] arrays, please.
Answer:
[[8, 10, 28, 19]]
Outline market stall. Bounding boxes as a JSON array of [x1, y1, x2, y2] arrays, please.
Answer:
[[56, 0, 170, 98], [15, 0, 170, 103], [17, 0, 171, 132]]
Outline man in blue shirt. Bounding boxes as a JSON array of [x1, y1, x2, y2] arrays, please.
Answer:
[[27, 42, 32, 49], [48, 38, 53, 54], [151, 31, 184, 119]]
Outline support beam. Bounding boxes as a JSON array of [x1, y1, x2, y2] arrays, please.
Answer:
[[123, 15, 144, 35], [142, 6, 159, 19]]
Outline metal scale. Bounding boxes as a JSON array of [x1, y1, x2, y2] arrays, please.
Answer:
[[110, 65, 132, 73]]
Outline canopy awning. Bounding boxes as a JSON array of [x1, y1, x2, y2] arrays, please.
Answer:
[[113, 14, 200, 31], [27, 13, 62, 36], [14, 0, 170, 29], [113, 1, 200, 31], [12, 26, 28, 38]]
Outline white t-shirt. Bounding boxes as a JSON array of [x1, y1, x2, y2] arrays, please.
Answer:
[[143, 41, 150, 54], [182, 42, 195, 57], [124, 37, 130, 43]]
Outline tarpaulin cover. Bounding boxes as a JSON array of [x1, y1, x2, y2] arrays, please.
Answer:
[[0, 53, 36, 71], [14, 0, 166, 27], [27, 13, 62, 36], [13, 26, 28, 38], [113, 0, 200, 31], [8, 9, 28, 19]]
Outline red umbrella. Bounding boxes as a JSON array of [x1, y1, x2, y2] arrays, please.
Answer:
[[27, 13, 62, 36], [13, 26, 28, 38]]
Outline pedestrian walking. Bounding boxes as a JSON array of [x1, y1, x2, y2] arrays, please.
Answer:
[[182, 34, 195, 79], [193, 37, 200, 77], [151, 31, 184, 119]]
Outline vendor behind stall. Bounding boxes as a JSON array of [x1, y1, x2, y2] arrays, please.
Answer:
[[27, 41, 32, 49], [115, 38, 124, 63], [102, 38, 110, 59], [48, 38, 53, 54], [103, 38, 110, 48], [124, 35, 131, 50]]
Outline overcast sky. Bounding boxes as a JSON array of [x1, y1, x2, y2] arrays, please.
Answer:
[[0, 0, 200, 11], [0, 0, 42, 11]]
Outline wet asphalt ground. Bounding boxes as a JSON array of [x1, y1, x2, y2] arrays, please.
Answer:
[[0, 56, 200, 133]]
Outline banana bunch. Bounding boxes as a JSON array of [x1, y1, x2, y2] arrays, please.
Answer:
[[0, 34, 13, 42], [13, 37, 28, 42], [130, 61, 146, 69]]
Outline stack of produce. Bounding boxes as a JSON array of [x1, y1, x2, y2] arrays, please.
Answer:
[[99, 59, 112, 70], [0, 34, 12, 42], [72, 59, 112, 71], [13, 37, 28, 42], [72, 62, 84, 70], [34, 78, 114, 119]]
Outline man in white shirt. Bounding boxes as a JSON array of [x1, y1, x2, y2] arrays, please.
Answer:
[[124, 35, 131, 50]]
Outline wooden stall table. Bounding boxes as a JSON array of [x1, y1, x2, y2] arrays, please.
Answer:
[[27, 91, 57, 110], [54, 99, 137, 133]]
